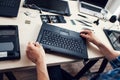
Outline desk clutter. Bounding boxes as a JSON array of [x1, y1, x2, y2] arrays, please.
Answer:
[[0, 25, 20, 61], [40, 15, 66, 23]]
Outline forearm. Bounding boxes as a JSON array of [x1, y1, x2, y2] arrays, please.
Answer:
[[80, 30, 120, 61], [94, 41, 120, 61], [36, 61, 49, 80]]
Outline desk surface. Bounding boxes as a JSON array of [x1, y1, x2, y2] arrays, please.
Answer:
[[0, 0, 113, 70]]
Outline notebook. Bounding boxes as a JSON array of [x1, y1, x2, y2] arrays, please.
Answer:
[[37, 23, 88, 59], [78, 0, 108, 18], [104, 29, 120, 51]]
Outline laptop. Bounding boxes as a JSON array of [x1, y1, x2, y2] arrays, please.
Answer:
[[0, 25, 20, 61], [78, 0, 108, 18], [0, 0, 21, 17], [23, 0, 71, 16], [104, 29, 120, 51], [37, 23, 88, 59]]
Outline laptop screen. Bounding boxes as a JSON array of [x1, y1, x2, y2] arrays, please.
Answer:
[[104, 29, 120, 51], [24, 0, 70, 16], [80, 0, 108, 8]]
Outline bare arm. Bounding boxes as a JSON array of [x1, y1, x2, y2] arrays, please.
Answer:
[[26, 42, 49, 80], [36, 60, 49, 80], [80, 30, 120, 61]]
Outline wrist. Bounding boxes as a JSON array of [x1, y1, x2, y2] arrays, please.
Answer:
[[92, 39, 102, 47], [36, 58, 46, 66]]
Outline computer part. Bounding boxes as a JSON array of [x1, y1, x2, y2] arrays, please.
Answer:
[[0, 0, 21, 17], [0, 25, 20, 61], [37, 23, 88, 59], [78, 0, 108, 18], [40, 15, 66, 23], [23, 0, 71, 16], [104, 29, 120, 51]]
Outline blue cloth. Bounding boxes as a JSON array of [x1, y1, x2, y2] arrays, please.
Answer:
[[110, 56, 120, 68], [90, 56, 120, 80], [48, 65, 77, 80]]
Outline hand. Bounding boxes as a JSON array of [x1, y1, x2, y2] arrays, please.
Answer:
[[80, 30, 120, 61], [26, 42, 50, 80], [26, 42, 45, 65], [80, 30, 100, 45]]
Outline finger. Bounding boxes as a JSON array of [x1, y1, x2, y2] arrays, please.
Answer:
[[39, 43, 44, 49], [28, 42, 35, 46], [26, 50, 33, 58], [35, 42, 40, 47], [39, 43, 43, 46], [27, 42, 33, 48], [26, 49, 30, 55], [28, 42, 31, 45], [28, 42, 34, 46], [27, 42, 36, 50], [80, 32, 87, 36], [80, 30, 91, 34], [80, 34, 89, 38], [26, 51, 30, 59]]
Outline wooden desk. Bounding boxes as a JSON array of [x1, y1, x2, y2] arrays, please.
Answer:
[[0, 0, 113, 71]]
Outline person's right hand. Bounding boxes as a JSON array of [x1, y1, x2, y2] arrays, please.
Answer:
[[26, 42, 45, 65], [26, 42, 50, 80], [80, 30, 100, 45]]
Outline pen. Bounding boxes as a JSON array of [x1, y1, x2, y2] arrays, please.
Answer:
[[82, 20, 92, 24], [75, 19, 92, 27], [78, 14, 87, 18], [24, 12, 29, 16]]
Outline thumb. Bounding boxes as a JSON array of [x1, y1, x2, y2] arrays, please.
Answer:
[[80, 34, 88, 38], [35, 42, 40, 47]]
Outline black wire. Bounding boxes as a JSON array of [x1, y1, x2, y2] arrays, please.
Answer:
[[24, 4, 42, 14]]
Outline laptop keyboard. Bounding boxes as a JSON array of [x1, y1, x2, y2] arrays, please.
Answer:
[[0, 0, 18, 8], [82, 3, 101, 12], [40, 30, 84, 53]]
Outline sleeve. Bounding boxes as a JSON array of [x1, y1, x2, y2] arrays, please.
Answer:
[[89, 56, 120, 80], [89, 68, 120, 80], [109, 56, 120, 69]]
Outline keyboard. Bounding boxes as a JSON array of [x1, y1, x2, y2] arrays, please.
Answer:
[[37, 23, 88, 59], [0, 0, 21, 17], [81, 3, 101, 12], [0, 0, 18, 8], [41, 30, 84, 53]]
